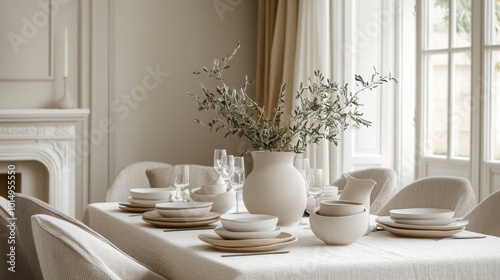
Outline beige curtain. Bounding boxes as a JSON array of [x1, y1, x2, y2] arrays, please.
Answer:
[[256, 0, 299, 124], [256, 0, 336, 183]]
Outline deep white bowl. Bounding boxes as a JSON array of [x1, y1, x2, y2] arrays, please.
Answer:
[[129, 187, 175, 200], [156, 206, 212, 218], [220, 213, 278, 232], [309, 208, 368, 245], [155, 201, 213, 210], [190, 187, 234, 214], [319, 200, 365, 216]]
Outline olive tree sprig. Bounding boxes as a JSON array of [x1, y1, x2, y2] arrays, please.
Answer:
[[187, 43, 397, 153]]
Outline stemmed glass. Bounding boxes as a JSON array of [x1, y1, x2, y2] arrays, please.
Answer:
[[231, 156, 245, 214], [213, 149, 227, 179], [220, 155, 235, 192], [174, 165, 190, 201], [307, 168, 324, 211]]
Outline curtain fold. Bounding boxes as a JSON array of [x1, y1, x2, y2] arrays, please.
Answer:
[[256, 0, 299, 121], [256, 0, 336, 183]]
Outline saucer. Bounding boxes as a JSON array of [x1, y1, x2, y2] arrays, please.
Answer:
[[214, 226, 282, 240]]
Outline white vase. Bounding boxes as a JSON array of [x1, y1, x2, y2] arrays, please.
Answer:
[[242, 151, 306, 226]]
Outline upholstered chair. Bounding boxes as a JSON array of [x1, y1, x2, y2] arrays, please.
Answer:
[[463, 190, 500, 237]]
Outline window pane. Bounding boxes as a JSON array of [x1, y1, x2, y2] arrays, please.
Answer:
[[452, 52, 471, 158], [490, 51, 500, 160], [454, 0, 471, 47], [427, 0, 449, 49], [490, 0, 500, 44], [426, 54, 449, 155]]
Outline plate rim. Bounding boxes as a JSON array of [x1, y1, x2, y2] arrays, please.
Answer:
[[377, 223, 464, 238], [213, 226, 283, 240], [376, 216, 468, 230], [199, 232, 293, 248], [142, 210, 220, 222]]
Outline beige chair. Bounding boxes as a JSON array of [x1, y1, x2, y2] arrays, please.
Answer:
[[1, 195, 33, 280], [463, 190, 500, 237], [105, 161, 172, 202], [106, 162, 219, 202], [31, 214, 167, 280], [331, 168, 399, 214], [15, 193, 148, 280], [376, 176, 477, 218]]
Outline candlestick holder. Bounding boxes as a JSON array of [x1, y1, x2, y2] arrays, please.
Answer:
[[55, 76, 76, 109]]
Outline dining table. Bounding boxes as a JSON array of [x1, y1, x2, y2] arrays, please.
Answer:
[[83, 202, 500, 280]]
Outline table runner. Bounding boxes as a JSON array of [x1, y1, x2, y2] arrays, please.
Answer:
[[84, 203, 500, 280]]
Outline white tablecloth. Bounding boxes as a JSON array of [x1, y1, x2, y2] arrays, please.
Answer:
[[84, 203, 500, 280]]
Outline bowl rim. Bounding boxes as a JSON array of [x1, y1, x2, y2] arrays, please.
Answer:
[[320, 199, 364, 207]]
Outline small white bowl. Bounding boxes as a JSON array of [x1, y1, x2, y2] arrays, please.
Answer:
[[156, 206, 212, 218], [319, 200, 365, 216], [310, 208, 368, 245], [190, 187, 234, 214], [322, 186, 339, 197], [220, 213, 278, 232], [155, 201, 213, 210], [129, 187, 175, 200]]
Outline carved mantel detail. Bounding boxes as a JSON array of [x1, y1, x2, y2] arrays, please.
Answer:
[[0, 109, 89, 217]]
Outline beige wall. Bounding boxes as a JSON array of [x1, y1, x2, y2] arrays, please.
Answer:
[[0, 0, 257, 218]]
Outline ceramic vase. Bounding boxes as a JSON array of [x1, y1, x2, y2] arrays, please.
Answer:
[[242, 151, 306, 226]]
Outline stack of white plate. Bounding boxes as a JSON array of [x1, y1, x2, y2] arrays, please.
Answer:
[[142, 201, 220, 228], [376, 208, 469, 238], [198, 214, 297, 252], [119, 187, 175, 213]]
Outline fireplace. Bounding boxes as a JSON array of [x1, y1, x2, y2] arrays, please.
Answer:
[[0, 109, 89, 217]]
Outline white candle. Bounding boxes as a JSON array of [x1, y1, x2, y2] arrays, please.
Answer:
[[64, 27, 68, 77]]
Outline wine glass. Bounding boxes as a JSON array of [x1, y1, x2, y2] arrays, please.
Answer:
[[213, 149, 227, 178], [220, 155, 235, 191], [174, 165, 190, 201], [307, 168, 324, 211], [231, 156, 245, 214]]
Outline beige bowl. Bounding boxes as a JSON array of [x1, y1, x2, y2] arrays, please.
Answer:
[[319, 200, 365, 216], [190, 187, 235, 214], [309, 208, 368, 245], [199, 184, 226, 195]]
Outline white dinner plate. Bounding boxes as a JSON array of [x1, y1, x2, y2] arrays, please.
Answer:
[[127, 196, 170, 205], [209, 238, 297, 253], [376, 216, 468, 230], [156, 206, 212, 218], [156, 201, 213, 209], [378, 223, 465, 238], [391, 217, 459, 226], [389, 208, 455, 220], [199, 232, 294, 248], [142, 217, 220, 228], [214, 226, 282, 240], [142, 210, 220, 222], [118, 205, 155, 213], [119, 202, 158, 208]]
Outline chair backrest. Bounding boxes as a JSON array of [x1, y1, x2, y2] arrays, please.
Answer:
[[463, 190, 500, 237], [1, 195, 33, 280], [331, 168, 399, 214], [146, 164, 219, 190], [15, 193, 132, 280], [31, 214, 167, 280], [376, 176, 477, 218], [106, 161, 172, 202]]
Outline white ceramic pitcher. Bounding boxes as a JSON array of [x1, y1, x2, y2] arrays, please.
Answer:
[[338, 174, 376, 234]]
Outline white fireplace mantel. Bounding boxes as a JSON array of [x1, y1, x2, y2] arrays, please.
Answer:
[[0, 109, 89, 217]]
